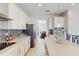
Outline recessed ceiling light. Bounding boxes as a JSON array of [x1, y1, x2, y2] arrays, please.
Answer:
[[45, 10, 50, 12], [72, 3, 75, 6], [38, 3, 42, 7]]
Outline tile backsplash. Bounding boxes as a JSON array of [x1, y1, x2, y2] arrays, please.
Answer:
[[0, 29, 22, 41]]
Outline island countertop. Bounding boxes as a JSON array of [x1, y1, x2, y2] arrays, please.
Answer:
[[45, 35, 79, 56]]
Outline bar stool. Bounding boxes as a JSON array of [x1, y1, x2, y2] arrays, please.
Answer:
[[76, 39, 79, 44], [76, 36, 79, 44], [72, 35, 76, 43], [66, 33, 71, 41], [72, 38, 75, 43], [72, 35, 79, 44]]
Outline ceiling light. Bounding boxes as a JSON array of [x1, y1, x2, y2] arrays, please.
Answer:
[[38, 3, 42, 7], [71, 3, 75, 6], [45, 10, 50, 12], [38, 20, 46, 23]]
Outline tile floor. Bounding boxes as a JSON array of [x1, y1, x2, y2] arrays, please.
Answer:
[[26, 38, 47, 56]]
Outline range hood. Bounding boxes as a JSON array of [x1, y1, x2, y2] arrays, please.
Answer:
[[0, 13, 12, 21]]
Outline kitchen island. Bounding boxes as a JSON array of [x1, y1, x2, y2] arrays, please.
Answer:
[[45, 35, 79, 56], [0, 35, 30, 56]]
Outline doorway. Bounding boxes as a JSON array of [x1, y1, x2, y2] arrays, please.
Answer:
[[36, 20, 48, 39]]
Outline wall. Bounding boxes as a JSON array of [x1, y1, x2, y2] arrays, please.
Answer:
[[29, 16, 49, 38], [68, 5, 79, 35], [54, 16, 64, 27], [60, 11, 68, 32], [0, 30, 22, 41]]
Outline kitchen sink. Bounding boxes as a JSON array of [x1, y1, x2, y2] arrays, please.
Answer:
[[0, 42, 16, 50]]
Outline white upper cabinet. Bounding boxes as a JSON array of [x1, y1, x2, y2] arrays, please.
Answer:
[[8, 4, 18, 29], [18, 8, 27, 29], [0, 3, 28, 29], [8, 4, 28, 29], [0, 3, 8, 16], [0, 3, 8, 29]]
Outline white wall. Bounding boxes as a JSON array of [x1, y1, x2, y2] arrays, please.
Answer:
[[54, 16, 64, 28], [29, 16, 49, 38], [68, 5, 79, 35]]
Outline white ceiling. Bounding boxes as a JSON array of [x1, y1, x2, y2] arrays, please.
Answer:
[[16, 3, 75, 16]]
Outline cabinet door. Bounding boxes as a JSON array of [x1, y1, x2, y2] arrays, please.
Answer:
[[18, 9, 23, 29], [0, 45, 18, 56], [0, 3, 8, 29], [22, 13, 27, 29], [17, 41, 25, 56], [18, 9, 27, 29], [8, 4, 18, 29], [0, 3, 8, 16], [24, 37, 30, 54], [8, 4, 28, 29]]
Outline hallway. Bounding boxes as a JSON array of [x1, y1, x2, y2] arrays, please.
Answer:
[[26, 38, 47, 56]]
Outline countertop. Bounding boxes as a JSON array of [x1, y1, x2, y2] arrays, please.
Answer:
[[0, 35, 30, 43], [45, 35, 79, 56], [0, 35, 30, 54]]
